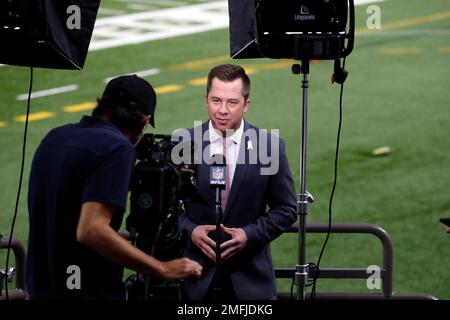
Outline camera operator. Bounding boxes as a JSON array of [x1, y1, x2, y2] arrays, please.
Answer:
[[26, 75, 202, 300]]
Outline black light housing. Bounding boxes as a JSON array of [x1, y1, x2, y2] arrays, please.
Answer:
[[228, 0, 355, 60], [0, 0, 100, 70]]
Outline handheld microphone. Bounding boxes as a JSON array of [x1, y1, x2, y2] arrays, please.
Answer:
[[209, 154, 226, 190], [208, 154, 226, 300]]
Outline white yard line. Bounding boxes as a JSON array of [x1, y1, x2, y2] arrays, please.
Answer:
[[89, 1, 228, 51], [16, 84, 79, 101]]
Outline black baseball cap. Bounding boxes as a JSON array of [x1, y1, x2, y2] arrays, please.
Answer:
[[101, 75, 156, 127]]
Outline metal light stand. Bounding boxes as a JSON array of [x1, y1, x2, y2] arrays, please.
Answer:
[[292, 60, 315, 300]]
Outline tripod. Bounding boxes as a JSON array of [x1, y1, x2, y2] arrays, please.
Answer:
[[292, 60, 315, 300]]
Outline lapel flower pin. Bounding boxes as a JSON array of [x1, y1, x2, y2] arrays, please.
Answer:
[[247, 140, 253, 150]]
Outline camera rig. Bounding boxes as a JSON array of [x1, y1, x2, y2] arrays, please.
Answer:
[[125, 133, 197, 300]]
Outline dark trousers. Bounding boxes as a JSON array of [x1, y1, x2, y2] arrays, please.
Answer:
[[203, 270, 237, 301]]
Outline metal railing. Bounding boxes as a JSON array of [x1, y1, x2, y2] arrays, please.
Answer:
[[275, 222, 437, 300], [0, 236, 28, 300], [1, 225, 435, 300]]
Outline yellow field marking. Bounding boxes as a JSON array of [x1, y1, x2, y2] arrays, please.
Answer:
[[438, 47, 450, 53], [357, 10, 450, 35], [14, 112, 55, 122], [0, 121, 6, 128], [63, 102, 96, 113], [243, 67, 258, 75], [380, 48, 422, 54], [169, 55, 231, 71], [155, 84, 184, 94], [189, 77, 208, 86], [382, 11, 450, 30]]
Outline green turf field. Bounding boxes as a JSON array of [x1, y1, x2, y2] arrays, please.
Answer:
[[1, 0, 449, 299]]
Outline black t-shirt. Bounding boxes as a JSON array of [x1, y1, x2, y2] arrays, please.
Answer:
[[26, 116, 136, 299]]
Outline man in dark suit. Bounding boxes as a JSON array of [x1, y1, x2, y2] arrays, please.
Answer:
[[178, 64, 297, 300]]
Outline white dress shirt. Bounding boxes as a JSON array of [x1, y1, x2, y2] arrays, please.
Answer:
[[208, 120, 244, 187]]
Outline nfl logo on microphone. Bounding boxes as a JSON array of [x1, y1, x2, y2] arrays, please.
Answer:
[[210, 164, 226, 186], [213, 167, 224, 181]]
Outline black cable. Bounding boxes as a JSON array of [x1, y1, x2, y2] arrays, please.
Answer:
[[4, 67, 33, 300], [310, 59, 346, 299]]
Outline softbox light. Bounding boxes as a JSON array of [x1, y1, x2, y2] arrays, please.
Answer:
[[228, 0, 262, 59], [228, 0, 355, 60], [0, 0, 100, 70]]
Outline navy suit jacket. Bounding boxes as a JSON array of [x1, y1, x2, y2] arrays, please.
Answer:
[[180, 121, 297, 300]]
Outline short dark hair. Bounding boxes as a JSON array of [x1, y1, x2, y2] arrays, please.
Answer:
[[206, 64, 251, 99], [92, 96, 146, 133]]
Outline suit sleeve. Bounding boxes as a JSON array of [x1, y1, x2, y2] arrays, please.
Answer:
[[179, 211, 198, 248], [242, 138, 297, 250]]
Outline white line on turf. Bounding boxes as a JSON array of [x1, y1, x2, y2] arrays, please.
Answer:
[[16, 84, 79, 101], [89, 1, 228, 51]]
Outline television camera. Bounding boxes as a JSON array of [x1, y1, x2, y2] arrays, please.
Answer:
[[125, 133, 198, 300]]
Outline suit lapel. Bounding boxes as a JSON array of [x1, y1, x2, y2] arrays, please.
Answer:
[[198, 122, 216, 205]]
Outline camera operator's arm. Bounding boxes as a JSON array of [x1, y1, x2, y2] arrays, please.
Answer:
[[77, 201, 202, 280]]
